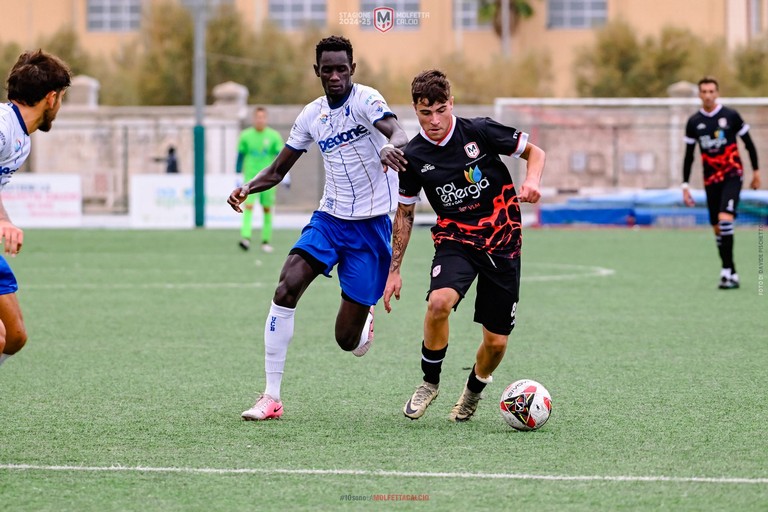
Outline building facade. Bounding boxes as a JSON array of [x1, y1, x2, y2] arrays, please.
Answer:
[[2, 0, 767, 97]]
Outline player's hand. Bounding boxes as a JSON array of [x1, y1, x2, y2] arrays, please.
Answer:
[[383, 273, 402, 313], [682, 188, 695, 207], [750, 171, 761, 190], [227, 183, 250, 213], [380, 145, 407, 173], [0, 220, 23, 256], [517, 180, 541, 204]]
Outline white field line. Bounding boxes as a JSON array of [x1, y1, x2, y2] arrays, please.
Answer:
[[23, 282, 266, 290], [523, 263, 615, 282], [23, 264, 614, 290], [0, 464, 765, 485]]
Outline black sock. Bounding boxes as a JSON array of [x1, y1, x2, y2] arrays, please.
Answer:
[[718, 221, 734, 271], [421, 342, 447, 386], [466, 365, 488, 394]]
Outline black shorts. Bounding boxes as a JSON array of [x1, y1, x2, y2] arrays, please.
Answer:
[[428, 240, 521, 336], [705, 177, 742, 225]]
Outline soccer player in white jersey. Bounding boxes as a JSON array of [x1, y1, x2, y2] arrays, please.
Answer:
[[227, 36, 408, 421], [0, 50, 71, 369]]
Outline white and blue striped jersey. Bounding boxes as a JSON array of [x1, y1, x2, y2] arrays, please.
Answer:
[[286, 83, 398, 219], [0, 103, 31, 192]]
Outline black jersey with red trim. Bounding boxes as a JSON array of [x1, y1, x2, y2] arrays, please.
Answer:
[[399, 116, 529, 259], [684, 105, 749, 186]]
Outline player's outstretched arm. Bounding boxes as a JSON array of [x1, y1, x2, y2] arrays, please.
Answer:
[[227, 147, 302, 213], [517, 142, 545, 204], [384, 202, 415, 313], [0, 198, 22, 256], [373, 116, 408, 172]]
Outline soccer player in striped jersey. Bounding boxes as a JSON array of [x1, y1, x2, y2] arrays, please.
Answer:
[[383, 70, 545, 422], [0, 50, 71, 369], [682, 77, 761, 289], [227, 36, 408, 421]]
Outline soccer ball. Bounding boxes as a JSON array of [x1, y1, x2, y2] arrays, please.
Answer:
[[499, 379, 552, 431]]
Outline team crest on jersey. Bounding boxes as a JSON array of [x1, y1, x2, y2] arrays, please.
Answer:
[[718, 117, 728, 128], [421, 163, 435, 173], [319, 113, 330, 124], [13, 139, 22, 152], [464, 142, 479, 158]]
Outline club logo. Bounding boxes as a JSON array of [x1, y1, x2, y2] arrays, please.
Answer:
[[374, 7, 394, 33], [464, 141, 479, 158], [319, 113, 329, 124], [432, 264, 441, 277], [421, 163, 435, 173], [718, 117, 728, 128]]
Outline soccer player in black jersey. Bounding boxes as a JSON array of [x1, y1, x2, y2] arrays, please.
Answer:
[[683, 77, 761, 289], [382, 70, 545, 422]]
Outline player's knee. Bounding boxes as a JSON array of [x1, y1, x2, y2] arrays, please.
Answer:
[[3, 325, 27, 354], [484, 335, 508, 354], [426, 291, 455, 320], [718, 212, 734, 223], [334, 327, 359, 352], [273, 281, 300, 308]]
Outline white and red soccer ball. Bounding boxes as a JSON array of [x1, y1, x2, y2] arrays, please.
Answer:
[[500, 379, 552, 431]]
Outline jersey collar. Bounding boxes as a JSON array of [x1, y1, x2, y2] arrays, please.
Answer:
[[419, 115, 456, 146], [699, 103, 722, 118], [327, 84, 354, 110], [9, 102, 29, 135]]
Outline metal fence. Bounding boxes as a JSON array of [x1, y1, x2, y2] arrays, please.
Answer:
[[494, 98, 768, 197]]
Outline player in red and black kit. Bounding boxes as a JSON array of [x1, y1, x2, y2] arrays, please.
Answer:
[[383, 70, 545, 422], [683, 76, 761, 289]]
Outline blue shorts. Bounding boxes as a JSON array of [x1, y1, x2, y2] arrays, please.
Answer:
[[290, 211, 392, 306], [0, 256, 19, 295]]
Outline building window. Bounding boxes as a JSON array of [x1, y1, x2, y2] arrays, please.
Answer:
[[268, 0, 326, 30], [547, 0, 606, 29], [454, 0, 492, 30], [87, 0, 141, 31], [360, 0, 422, 31], [180, 0, 234, 11]]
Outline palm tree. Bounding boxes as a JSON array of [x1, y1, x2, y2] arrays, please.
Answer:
[[479, 0, 536, 56]]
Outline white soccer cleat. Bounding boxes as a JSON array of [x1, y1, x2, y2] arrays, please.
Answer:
[[241, 393, 283, 421], [352, 306, 375, 357]]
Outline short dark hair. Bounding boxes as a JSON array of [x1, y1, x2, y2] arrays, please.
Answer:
[[698, 76, 719, 90], [6, 49, 71, 106], [315, 35, 353, 65], [254, 106, 266, 113], [411, 69, 451, 106]]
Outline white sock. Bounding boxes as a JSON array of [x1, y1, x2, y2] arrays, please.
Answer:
[[264, 302, 295, 401], [0, 354, 10, 367], [355, 310, 374, 350], [720, 268, 732, 279]]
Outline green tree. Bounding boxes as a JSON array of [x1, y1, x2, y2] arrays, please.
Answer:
[[0, 41, 23, 101], [36, 26, 92, 77], [574, 19, 642, 97], [575, 20, 739, 97], [735, 35, 768, 95], [136, 1, 194, 105]]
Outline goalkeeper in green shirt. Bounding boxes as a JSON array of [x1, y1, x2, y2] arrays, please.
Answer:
[[236, 107, 285, 252]]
